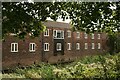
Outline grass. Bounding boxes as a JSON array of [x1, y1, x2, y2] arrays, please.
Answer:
[[2, 52, 120, 79]]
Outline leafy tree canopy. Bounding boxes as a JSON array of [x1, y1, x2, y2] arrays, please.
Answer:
[[2, 1, 120, 38]]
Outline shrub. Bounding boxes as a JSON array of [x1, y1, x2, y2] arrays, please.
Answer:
[[2, 52, 120, 79]]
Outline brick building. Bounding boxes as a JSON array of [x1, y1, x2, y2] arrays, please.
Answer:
[[2, 21, 108, 69]]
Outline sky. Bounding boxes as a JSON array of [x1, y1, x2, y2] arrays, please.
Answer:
[[46, 17, 71, 23]]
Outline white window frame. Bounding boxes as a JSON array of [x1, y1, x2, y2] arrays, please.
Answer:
[[98, 34, 101, 39], [29, 43, 36, 52], [44, 43, 49, 51], [67, 30, 71, 38], [53, 30, 64, 39], [56, 43, 62, 51], [92, 43, 95, 49], [44, 29, 49, 36], [84, 33, 88, 39], [98, 43, 101, 49], [76, 32, 80, 38], [85, 43, 88, 49], [11, 43, 18, 52], [67, 43, 71, 50], [91, 33, 94, 39], [76, 43, 80, 50]]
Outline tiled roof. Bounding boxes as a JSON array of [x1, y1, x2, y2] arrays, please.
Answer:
[[43, 20, 71, 28]]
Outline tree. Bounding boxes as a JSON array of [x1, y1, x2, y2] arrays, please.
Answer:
[[2, 2, 120, 38], [115, 34, 120, 53], [107, 32, 120, 54], [62, 2, 120, 33], [2, 2, 63, 38]]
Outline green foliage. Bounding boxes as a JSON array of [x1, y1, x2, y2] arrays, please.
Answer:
[[76, 55, 104, 64], [2, 52, 120, 79], [2, 2, 120, 38], [37, 63, 55, 78], [107, 33, 120, 54], [2, 2, 61, 38]]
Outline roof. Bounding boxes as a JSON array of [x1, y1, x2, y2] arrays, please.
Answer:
[[43, 20, 71, 28]]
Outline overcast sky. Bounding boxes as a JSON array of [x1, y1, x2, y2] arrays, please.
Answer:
[[47, 17, 71, 23]]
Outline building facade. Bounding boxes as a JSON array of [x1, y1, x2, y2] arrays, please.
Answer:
[[2, 21, 108, 69]]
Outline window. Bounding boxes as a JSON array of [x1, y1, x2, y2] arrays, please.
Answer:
[[44, 43, 49, 51], [92, 43, 95, 49], [57, 43, 61, 51], [44, 29, 49, 36], [91, 34, 94, 39], [67, 43, 71, 50], [67, 30, 71, 38], [98, 43, 101, 49], [84, 33, 88, 39], [11, 43, 18, 52], [53, 30, 64, 39], [76, 43, 80, 50], [85, 43, 88, 49], [29, 43, 36, 52], [98, 34, 100, 39], [76, 32, 80, 38]]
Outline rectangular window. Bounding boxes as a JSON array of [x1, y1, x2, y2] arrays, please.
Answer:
[[11, 43, 18, 52], [85, 43, 88, 49], [84, 33, 88, 39], [29, 43, 36, 52], [44, 29, 49, 36], [76, 43, 80, 50], [91, 33, 94, 39], [67, 43, 71, 50], [57, 31, 61, 38], [44, 43, 49, 51], [53, 30, 64, 39], [92, 43, 95, 49], [57, 43, 61, 51], [67, 30, 71, 38], [98, 34, 100, 39], [76, 32, 80, 38], [53, 30, 57, 37], [98, 43, 101, 49]]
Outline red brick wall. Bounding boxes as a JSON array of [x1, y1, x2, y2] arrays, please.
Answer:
[[2, 27, 108, 69], [45, 28, 108, 63], [2, 34, 42, 69]]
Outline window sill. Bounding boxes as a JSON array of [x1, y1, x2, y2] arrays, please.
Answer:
[[57, 50, 61, 51], [67, 49, 71, 50], [29, 51, 36, 52], [54, 38, 64, 39], [44, 35, 49, 37], [11, 51, 18, 52], [44, 50, 49, 51]]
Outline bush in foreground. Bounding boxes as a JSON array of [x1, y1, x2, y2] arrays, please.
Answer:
[[2, 52, 120, 79]]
